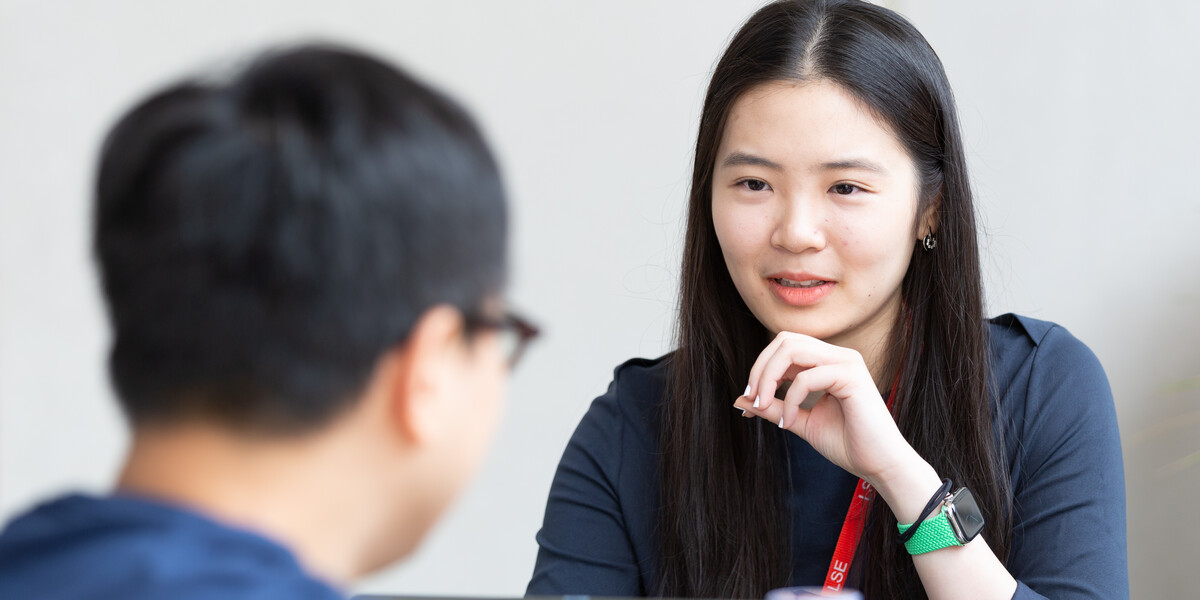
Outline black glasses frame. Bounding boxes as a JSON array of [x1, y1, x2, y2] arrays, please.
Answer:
[[464, 310, 540, 368]]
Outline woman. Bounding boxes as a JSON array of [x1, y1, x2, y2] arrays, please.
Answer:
[[527, 1, 1126, 599]]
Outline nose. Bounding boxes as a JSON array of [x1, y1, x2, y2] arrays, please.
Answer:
[[769, 191, 827, 254]]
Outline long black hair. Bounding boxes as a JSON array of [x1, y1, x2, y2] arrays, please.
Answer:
[[656, 2, 1011, 598]]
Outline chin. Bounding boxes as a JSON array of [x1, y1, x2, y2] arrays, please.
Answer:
[[762, 312, 839, 340]]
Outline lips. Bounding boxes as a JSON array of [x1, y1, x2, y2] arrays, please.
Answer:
[[772, 276, 829, 288], [766, 272, 836, 306]]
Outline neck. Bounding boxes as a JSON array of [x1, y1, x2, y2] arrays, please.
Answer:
[[115, 419, 412, 586]]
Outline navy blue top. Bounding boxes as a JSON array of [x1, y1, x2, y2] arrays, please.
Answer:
[[0, 493, 343, 600], [527, 314, 1128, 599]]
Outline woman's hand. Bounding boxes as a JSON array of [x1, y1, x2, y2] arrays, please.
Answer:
[[733, 332, 1017, 598], [732, 331, 919, 488]]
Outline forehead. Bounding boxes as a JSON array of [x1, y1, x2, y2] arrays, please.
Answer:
[[716, 80, 912, 173]]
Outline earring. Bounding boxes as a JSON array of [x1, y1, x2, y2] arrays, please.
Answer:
[[922, 232, 937, 251]]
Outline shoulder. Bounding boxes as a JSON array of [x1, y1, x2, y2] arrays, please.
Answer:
[[987, 313, 1110, 401], [0, 494, 341, 600], [987, 312, 1095, 357], [986, 314, 1117, 476], [609, 354, 672, 412], [561, 354, 671, 485], [581, 353, 672, 432]]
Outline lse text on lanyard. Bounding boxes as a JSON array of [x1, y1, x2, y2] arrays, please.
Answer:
[[822, 383, 899, 594]]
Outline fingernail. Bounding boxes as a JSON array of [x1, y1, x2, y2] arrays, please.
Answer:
[[743, 385, 751, 397], [753, 395, 760, 408], [778, 416, 785, 428]]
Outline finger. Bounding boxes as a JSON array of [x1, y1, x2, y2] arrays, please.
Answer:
[[733, 382, 763, 418], [733, 394, 783, 425], [736, 380, 758, 417], [736, 367, 828, 430], [780, 365, 842, 430], [744, 333, 789, 408], [732, 399, 755, 418], [753, 334, 833, 413]]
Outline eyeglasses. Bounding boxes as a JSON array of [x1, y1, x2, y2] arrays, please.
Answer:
[[465, 310, 540, 369]]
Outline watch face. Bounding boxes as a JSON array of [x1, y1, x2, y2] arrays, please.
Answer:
[[948, 487, 986, 543]]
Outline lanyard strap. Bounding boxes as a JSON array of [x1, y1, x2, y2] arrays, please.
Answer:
[[822, 383, 899, 593]]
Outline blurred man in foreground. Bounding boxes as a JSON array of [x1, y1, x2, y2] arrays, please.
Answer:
[[0, 44, 534, 598]]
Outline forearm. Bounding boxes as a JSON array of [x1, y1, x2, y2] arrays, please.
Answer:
[[872, 453, 1017, 600]]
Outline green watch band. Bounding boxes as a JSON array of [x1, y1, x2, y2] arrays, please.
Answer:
[[897, 505, 963, 555]]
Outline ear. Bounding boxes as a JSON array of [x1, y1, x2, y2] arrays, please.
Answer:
[[917, 193, 941, 240], [384, 305, 467, 448]]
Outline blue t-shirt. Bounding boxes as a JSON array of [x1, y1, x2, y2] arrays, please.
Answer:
[[0, 493, 343, 599], [527, 314, 1128, 599]]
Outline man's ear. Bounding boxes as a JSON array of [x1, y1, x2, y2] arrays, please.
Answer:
[[385, 305, 467, 447]]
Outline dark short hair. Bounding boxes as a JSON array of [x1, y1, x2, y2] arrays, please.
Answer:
[[94, 45, 507, 433]]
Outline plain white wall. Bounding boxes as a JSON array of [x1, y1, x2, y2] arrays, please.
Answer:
[[894, 2, 1200, 597], [1, 1, 1196, 598]]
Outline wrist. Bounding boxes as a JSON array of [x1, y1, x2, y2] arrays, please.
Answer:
[[870, 452, 943, 524]]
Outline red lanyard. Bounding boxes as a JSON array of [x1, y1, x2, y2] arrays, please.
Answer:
[[822, 383, 899, 593]]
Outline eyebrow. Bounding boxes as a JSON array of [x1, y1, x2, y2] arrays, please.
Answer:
[[718, 152, 889, 176], [818, 158, 889, 175], [719, 151, 783, 171]]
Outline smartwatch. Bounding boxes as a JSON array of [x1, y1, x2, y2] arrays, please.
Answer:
[[896, 486, 986, 555]]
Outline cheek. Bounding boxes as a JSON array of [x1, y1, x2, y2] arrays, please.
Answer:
[[476, 349, 507, 434], [712, 199, 770, 275], [456, 342, 506, 440], [831, 211, 914, 282]]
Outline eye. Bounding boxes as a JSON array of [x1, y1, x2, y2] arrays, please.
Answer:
[[831, 183, 861, 195], [739, 179, 771, 192]]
